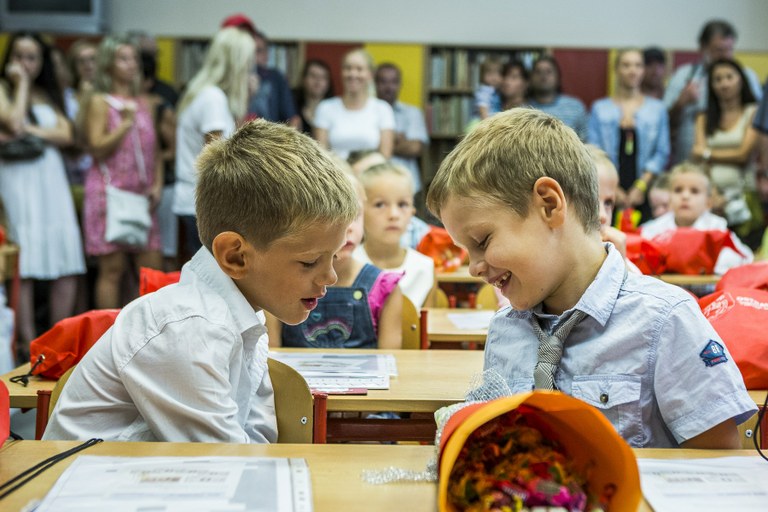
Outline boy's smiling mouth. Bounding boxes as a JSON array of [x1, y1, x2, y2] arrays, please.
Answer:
[[490, 271, 512, 290]]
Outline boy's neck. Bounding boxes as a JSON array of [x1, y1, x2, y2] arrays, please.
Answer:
[[542, 232, 607, 316], [363, 240, 406, 269]]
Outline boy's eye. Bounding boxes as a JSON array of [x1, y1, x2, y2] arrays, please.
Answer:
[[477, 235, 489, 249], [300, 259, 319, 268], [398, 201, 412, 209]]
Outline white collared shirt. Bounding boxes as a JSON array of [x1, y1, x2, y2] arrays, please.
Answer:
[[44, 248, 277, 443]]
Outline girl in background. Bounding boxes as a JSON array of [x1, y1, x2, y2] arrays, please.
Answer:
[[293, 59, 333, 135], [314, 48, 394, 159], [0, 33, 85, 355], [588, 48, 670, 221], [355, 162, 435, 308], [83, 35, 163, 309], [268, 173, 403, 349], [173, 27, 257, 258]]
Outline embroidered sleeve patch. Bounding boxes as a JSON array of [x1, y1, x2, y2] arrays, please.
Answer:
[[700, 340, 728, 367]]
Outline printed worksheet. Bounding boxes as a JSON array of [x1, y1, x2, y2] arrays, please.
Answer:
[[35, 456, 312, 512], [638, 456, 768, 511]]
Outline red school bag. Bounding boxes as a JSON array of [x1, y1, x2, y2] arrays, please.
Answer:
[[27, 309, 120, 379], [624, 233, 667, 275], [715, 261, 768, 292], [699, 287, 768, 389], [651, 228, 743, 275], [416, 226, 467, 273], [139, 267, 181, 296]]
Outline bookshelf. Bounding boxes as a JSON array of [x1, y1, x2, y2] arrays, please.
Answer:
[[173, 38, 302, 88], [423, 45, 543, 183]]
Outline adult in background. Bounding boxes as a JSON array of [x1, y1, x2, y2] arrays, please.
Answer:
[[692, 58, 759, 239], [82, 35, 163, 309], [221, 14, 299, 129], [173, 28, 257, 259], [375, 62, 428, 193], [641, 47, 667, 100], [314, 48, 394, 160], [0, 32, 85, 355], [664, 19, 762, 165], [293, 59, 333, 135], [588, 48, 669, 221], [527, 55, 588, 140]]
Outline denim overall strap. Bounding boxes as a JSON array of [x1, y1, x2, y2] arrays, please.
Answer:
[[282, 264, 381, 349]]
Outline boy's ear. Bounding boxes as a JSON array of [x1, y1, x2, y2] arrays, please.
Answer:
[[532, 176, 566, 228], [211, 231, 252, 280]]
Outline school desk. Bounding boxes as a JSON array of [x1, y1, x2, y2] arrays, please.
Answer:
[[0, 243, 20, 356], [435, 265, 484, 284], [2, 350, 486, 442], [422, 307, 489, 346], [657, 273, 721, 286], [0, 440, 762, 512]]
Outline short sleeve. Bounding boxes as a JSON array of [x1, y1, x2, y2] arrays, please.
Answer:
[[653, 297, 757, 443], [753, 82, 768, 133], [199, 87, 235, 136], [662, 65, 689, 110], [368, 270, 405, 330], [403, 106, 429, 143]]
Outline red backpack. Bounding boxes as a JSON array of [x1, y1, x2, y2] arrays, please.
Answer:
[[27, 309, 119, 379], [652, 228, 742, 275], [699, 288, 768, 389], [139, 267, 181, 296], [715, 261, 768, 292]]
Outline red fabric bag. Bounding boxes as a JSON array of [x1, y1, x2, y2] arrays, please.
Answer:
[[651, 228, 742, 275], [28, 309, 119, 379], [625, 234, 667, 275], [139, 267, 181, 296], [699, 287, 768, 389], [715, 261, 768, 292], [416, 226, 467, 272]]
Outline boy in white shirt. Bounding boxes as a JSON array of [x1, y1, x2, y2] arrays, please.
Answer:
[[44, 120, 358, 442]]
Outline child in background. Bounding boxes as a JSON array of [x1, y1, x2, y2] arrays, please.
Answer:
[[474, 58, 503, 120], [44, 120, 358, 443], [267, 173, 404, 349], [355, 163, 436, 307], [640, 163, 753, 274], [428, 109, 755, 448], [648, 173, 671, 219], [347, 150, 432, 250]]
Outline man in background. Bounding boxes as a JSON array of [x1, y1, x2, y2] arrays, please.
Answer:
[[527, 55, 588, 141], [641, 47, 668, 100], [663, 19, 762, 165], [221, 14, 300, 128], [375, 62, 429, 194]]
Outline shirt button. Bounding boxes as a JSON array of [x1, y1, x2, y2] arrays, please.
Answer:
[[600, 393, 609, 404]]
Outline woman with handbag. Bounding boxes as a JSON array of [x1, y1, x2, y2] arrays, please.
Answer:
[[82, 35, 163, 309], [0, 33, 86, 359]]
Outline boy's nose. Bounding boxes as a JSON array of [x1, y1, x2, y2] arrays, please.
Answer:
[[469, 259, 486, 278], [319, 264, 337, 287]]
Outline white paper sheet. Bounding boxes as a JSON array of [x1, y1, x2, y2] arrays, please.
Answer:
[[269, 352, 397, 390], [446, 310, 494, 330], [34, 456, 312, 512], [638, 456, 768, 511]]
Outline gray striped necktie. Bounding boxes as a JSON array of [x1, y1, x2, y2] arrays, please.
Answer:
[[530, 310, 586, 390]]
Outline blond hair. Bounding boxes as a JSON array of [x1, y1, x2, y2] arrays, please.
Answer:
[[195, 120, 358, 249], [93, 35, 141, 96], [360, 162, 414, 196], [178, 27, 255, 119], [343, 48, 375, 74], [668, 162, 711, 192], [585, 144, 618, 180], [427, 108, 599, 232]]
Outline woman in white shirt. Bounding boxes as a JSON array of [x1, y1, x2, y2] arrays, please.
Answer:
[[173, 27, 256, 257], [313, 49, 394, 160]]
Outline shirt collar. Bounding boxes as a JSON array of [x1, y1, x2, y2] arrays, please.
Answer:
[[505, 243, 624, 327], [182, 247, 266, 336]]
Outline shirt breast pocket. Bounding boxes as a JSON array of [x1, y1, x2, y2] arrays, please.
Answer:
[[571, 375, 643, 446]]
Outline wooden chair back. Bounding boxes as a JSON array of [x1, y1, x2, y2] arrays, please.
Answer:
[[401, 295, 421, 350], [476, 283, 499, 310]]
